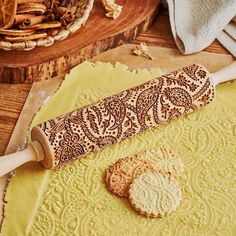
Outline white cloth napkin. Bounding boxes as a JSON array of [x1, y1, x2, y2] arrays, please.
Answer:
[[166, 0, 236, 56], [217, 18, 236, 57]]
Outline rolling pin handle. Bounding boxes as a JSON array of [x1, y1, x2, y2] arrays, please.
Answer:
[[0, 140, 45, 177], [211, 61, 236, 86]]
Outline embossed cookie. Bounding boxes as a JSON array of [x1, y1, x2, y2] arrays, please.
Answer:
[[128, 171, 182, 217], [105, 156, 155, 197], [138, 147, 184, 178]]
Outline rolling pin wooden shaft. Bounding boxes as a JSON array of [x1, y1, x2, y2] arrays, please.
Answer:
[[0, 62, 235, 176]]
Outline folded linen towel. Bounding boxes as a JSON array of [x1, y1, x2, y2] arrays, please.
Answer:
[[217, 20, 236, 57], [166, 0, 236, 56]]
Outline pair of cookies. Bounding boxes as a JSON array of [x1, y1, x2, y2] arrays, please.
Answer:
[[105, 147, 183, 218]]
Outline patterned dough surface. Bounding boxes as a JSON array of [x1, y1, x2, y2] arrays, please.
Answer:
[[105, 156, 155, 197], [128, 171, 182, 217], [138, 147, 184, 178], [2, 61, 236, 236]]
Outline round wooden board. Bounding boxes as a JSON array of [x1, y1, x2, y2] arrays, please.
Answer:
[[0, 0, 160, 84]]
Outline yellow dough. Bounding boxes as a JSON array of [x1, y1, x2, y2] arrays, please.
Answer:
[[2, 61, 236, 236]]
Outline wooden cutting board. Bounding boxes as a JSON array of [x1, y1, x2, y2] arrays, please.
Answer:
[[0, 0, 160, 84]]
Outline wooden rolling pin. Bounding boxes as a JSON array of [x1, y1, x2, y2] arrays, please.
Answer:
[[0, 63, 235, 177]]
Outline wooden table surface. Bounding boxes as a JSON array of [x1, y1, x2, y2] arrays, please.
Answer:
[[0, 9, 229, 156]]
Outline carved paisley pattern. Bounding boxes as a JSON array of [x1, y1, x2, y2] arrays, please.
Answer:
[[36, 64, 215, 167], [104, 98, 126, 130], [163, 87, 195, 110]]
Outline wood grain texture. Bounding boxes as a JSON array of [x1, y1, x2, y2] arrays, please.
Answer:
[[0, 8, 231, 155], [0, 84, 31, 155], [0, 0, 160, 84]]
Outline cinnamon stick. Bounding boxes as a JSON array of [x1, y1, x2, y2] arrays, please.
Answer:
[[17, 0, 44, 4], [21, 15, 46, 27], [46, 14, 56, 22], [15, 14, 35, 25], [55, 7, 68, 17]]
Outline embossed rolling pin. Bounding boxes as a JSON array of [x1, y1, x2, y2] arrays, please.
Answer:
[[0, 63, 235, 176]]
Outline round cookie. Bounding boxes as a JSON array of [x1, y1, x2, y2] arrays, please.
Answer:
[[105, 156, 155, 197], [138, 147, 184, 178], [128, 171, 182, 217]]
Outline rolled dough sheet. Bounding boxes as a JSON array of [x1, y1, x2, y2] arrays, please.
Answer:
[[2, 61, 236, 235]]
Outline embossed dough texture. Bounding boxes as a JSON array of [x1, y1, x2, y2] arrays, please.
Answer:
[[32, 63, 215, 169], [128, 171, 182, 217], [2, 62, 236, 236]]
